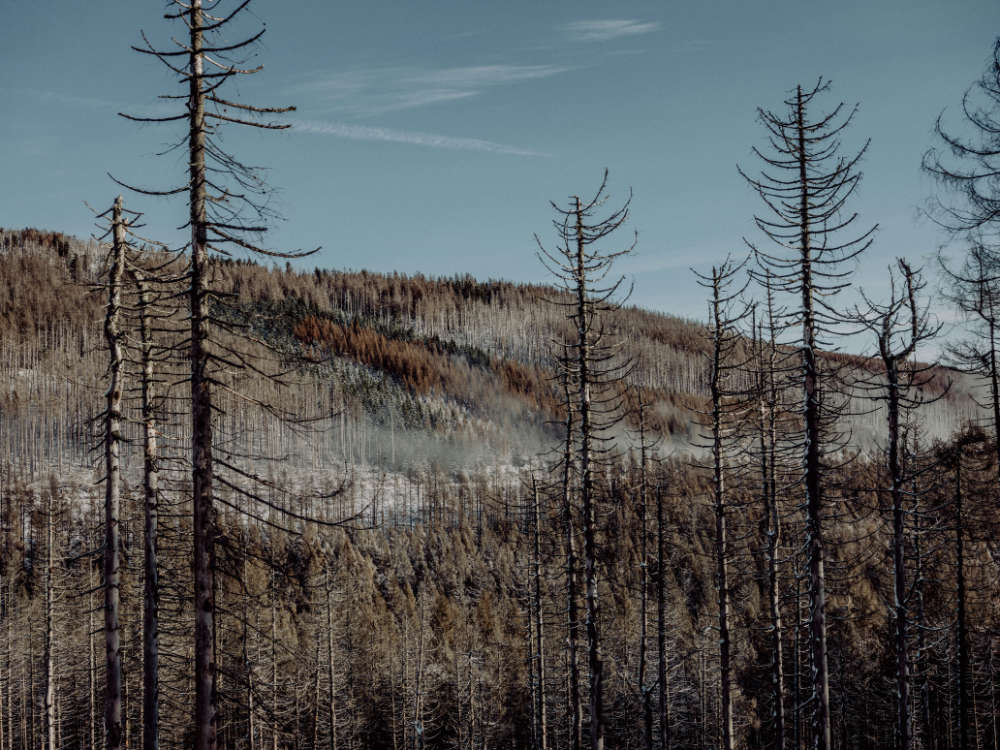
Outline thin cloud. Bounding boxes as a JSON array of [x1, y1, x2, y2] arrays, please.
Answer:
[[294, 64, 571, 116], [292, 119, 549, 157], [564, 20, 660, 42]]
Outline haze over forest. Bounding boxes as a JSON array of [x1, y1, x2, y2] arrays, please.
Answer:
[[3, 3, 1000, 750]]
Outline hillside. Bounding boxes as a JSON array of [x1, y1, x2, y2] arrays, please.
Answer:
[[2, 227, 1000, 750], [0, 227, 978, 486]]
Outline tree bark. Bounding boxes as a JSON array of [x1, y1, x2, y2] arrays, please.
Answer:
[[44, 481, 55, 750], [795, 84, 832, 750], [709, 275, 734, 750], [531, 478, 548, 750], [187, 3, 218, 748], [136, 271, 160, 750], [955, 457, 970, 750], [574, 196, 605, 750], [561, 372, 583, 750], [656, 484, 671, 750], [104, 196, 126, 750]]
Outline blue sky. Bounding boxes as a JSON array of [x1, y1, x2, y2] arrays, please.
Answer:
[[1, 1, 997, 326]]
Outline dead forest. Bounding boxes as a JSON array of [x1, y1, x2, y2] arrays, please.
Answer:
[[3, 3, 1000, 750]]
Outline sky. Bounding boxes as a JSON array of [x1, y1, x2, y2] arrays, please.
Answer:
[[1, 0, 998, 337]]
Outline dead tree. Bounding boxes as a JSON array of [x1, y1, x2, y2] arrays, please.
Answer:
[[536, 169, 634, 750], [43, 479, 56, 750], [923, 36, 1000, 234], [939, 240, 1000, 473], [750, 276, 794, 750], [655, 478, 671, 750], [692, 256, 751, 750], [852, 260, 943, 750], [741, 79, 876, 750], [132, 266, 163, 750], [630, 391, 660, 750], [117, 4, 315, 747], [100, 196, 129, 750], [559, 364, 584, 750], [530, 476, 548, 750]]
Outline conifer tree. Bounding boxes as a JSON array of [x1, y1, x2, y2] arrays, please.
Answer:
[[740, 79, 876, 750], [535, 170, 634, 750]]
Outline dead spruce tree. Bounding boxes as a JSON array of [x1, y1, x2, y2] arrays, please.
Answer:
[[629, 390, 660, 750], [749, 276, 796, 750], [558, 361, 584, 750], [116, 3, 318, 748], [740, 79, 876, 750], [691, 257, 751, 750], [851, 260, 942, 750], [923, 36, 1000, 235], [939, 240, 1000, 473], [535, 170, 634, 750], [97, 196, 134, 750]]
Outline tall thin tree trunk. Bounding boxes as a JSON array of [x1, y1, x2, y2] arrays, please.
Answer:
[[531, 478, 548, 750], [326, 577, 338, 750], [709, 275, 734, 750], [187, 3, 217, 748], [44, 481, 55, 750], [574, 196, 604, 750], [561, 371, 583, 750], [636, 401, 653, 750], [656, 484, 671, 750], [104, 196, 126, 750], [136, 271, 160, 750], [955, 458, 970, 750], [795, 84, 833, 750], [887, 360, 912, 750]]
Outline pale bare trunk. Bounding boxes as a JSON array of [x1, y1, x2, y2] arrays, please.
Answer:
[[136, 271, 160, 750], [531, 479, 548, 750], [44, 483, 55, 750], [104, 196, 126, 750]]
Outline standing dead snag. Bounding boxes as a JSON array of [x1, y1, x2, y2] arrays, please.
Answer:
[[535, 170, 634, 750], [629, 391, 660, 750], [692, 257, 751, 750], [939, 241, 1000, 474], [851, 260, 943, 750], [741, 79, 876, 750], [118, 3, 313, 748], [99, 195, 131, 750], [923, 36, 1000, 233], [749, 276, 793, 750], [558, 363, 584, 750]]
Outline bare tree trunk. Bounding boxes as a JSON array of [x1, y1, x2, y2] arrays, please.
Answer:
[[656, 484, 671, 750], [187, 4, 217, 748], [90, 563, 97, 750], [531, 478, 548, 750], [955, 458, 970, 750], [561, 373, 583, 750], [636, 400, 654, 750], [44, 482, 55, 750], [326, 577, 338, 750], [136, 271, 160, 750], [795, 85, 833, 750], [886, 360, 912, 750], [574, 197, 604, 750], [104, 196, 126, 750], [709, 275, 734, 750]]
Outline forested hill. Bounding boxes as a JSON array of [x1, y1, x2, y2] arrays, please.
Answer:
[[0, 226, 976, 479], [3, 227, 999, 750]]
